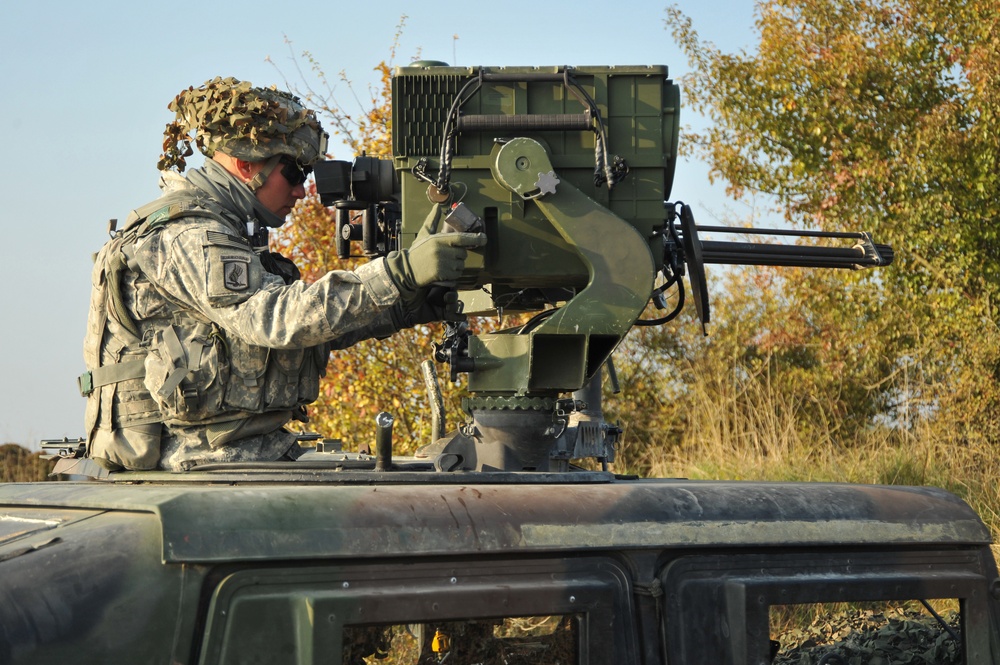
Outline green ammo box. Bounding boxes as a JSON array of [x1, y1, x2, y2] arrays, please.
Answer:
[[391, 65, 681, 291]]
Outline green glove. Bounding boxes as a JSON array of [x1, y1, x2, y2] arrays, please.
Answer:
[[385, 231, 486, 305]]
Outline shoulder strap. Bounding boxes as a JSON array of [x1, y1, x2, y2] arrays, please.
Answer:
[[109, 190, 240, 329], [129, 193, 234, 237], [83, 191, 235, 394]]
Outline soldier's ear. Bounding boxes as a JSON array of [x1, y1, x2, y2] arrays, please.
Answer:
[[235, 159, 261, 183]]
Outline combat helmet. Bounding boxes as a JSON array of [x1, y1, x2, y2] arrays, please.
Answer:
[[158, 76, 329, 173]]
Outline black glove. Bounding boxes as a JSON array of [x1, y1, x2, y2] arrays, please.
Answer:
[[390, 287, 465, 330]]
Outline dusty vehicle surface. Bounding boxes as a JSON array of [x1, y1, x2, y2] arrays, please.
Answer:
[[4, 65, 995, 663], [2, 465, 998, 664]]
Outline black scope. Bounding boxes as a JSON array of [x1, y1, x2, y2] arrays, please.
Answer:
[[313, 157, 402, 259], [314, 157, 399, 206]]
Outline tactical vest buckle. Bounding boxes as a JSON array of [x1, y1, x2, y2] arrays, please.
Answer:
[[78, 371, 94, 397], [182, 387, 199, 412]]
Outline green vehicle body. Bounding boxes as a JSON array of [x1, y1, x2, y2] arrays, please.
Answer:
[[2, 472, 999, 663], [3, 65, 992, 663]]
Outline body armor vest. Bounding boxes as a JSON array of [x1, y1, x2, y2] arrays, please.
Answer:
[[82, 193, 326, 471]]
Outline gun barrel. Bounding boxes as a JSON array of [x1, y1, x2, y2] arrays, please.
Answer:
[[697, 240, 893, 270]]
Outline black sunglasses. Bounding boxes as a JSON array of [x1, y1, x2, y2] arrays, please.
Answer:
[[279, 157, 312, 186]]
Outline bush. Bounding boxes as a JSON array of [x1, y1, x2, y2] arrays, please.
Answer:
[[0, 444, 54, 482]]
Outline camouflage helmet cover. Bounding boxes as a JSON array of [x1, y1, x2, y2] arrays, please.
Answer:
[[158, 76, 329, 172]]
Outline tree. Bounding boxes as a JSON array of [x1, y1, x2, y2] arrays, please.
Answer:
[[657, 0, 1000, 455]]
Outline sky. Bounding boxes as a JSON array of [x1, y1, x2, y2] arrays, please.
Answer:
[[0, 0, 759, 448]]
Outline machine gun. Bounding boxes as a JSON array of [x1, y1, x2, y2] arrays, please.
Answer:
[[315, 64, 892, 473]]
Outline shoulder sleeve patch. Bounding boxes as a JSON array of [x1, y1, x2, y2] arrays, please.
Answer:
[[204, 231, 262, 307]]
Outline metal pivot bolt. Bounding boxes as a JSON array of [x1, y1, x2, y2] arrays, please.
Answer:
[[375, 411, 394, 471]]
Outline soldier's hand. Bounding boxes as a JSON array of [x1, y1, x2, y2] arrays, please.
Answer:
[[393, 287, 464, 329], [408, 231, 486, 286], [385, 231, 486, 305]]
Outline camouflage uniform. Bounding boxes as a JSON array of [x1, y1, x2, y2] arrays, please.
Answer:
[[83, 162, 407, 471], [83, 78, 403, 471]]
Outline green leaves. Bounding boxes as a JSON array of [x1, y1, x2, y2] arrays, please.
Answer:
[[641, 1, 1000, 477]]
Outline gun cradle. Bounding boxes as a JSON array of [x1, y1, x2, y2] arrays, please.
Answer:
[[466, 137, 655, 396]]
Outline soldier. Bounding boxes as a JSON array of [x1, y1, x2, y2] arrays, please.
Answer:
[[80, 77, 485, 471]]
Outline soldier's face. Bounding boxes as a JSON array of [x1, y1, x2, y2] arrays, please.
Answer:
[[255, 163, 307, 218]]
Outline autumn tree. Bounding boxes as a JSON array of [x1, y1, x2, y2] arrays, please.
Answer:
[[629, 0, 1000, 468]]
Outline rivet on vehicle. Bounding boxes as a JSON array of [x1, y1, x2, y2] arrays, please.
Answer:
[[569, 596, 576, 603], [450, 577, 458, 584], [342, 581, 350, 589]]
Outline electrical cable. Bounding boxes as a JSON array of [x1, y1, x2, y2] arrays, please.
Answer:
[[516, 307, 558, 334], [634, 277, 685, 327], [434, 73, 483, 191]]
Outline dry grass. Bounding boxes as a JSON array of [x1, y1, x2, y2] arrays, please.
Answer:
[[613, 369, 1000, 549]]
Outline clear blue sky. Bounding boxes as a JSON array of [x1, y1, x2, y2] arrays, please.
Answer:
[[0, 0, 759, 447]]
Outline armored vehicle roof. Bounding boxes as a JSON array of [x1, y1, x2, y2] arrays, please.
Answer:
[[1, 478, 987, 564]]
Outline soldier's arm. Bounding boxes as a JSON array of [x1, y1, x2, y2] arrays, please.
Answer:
[[136, 222, 404, 349]]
